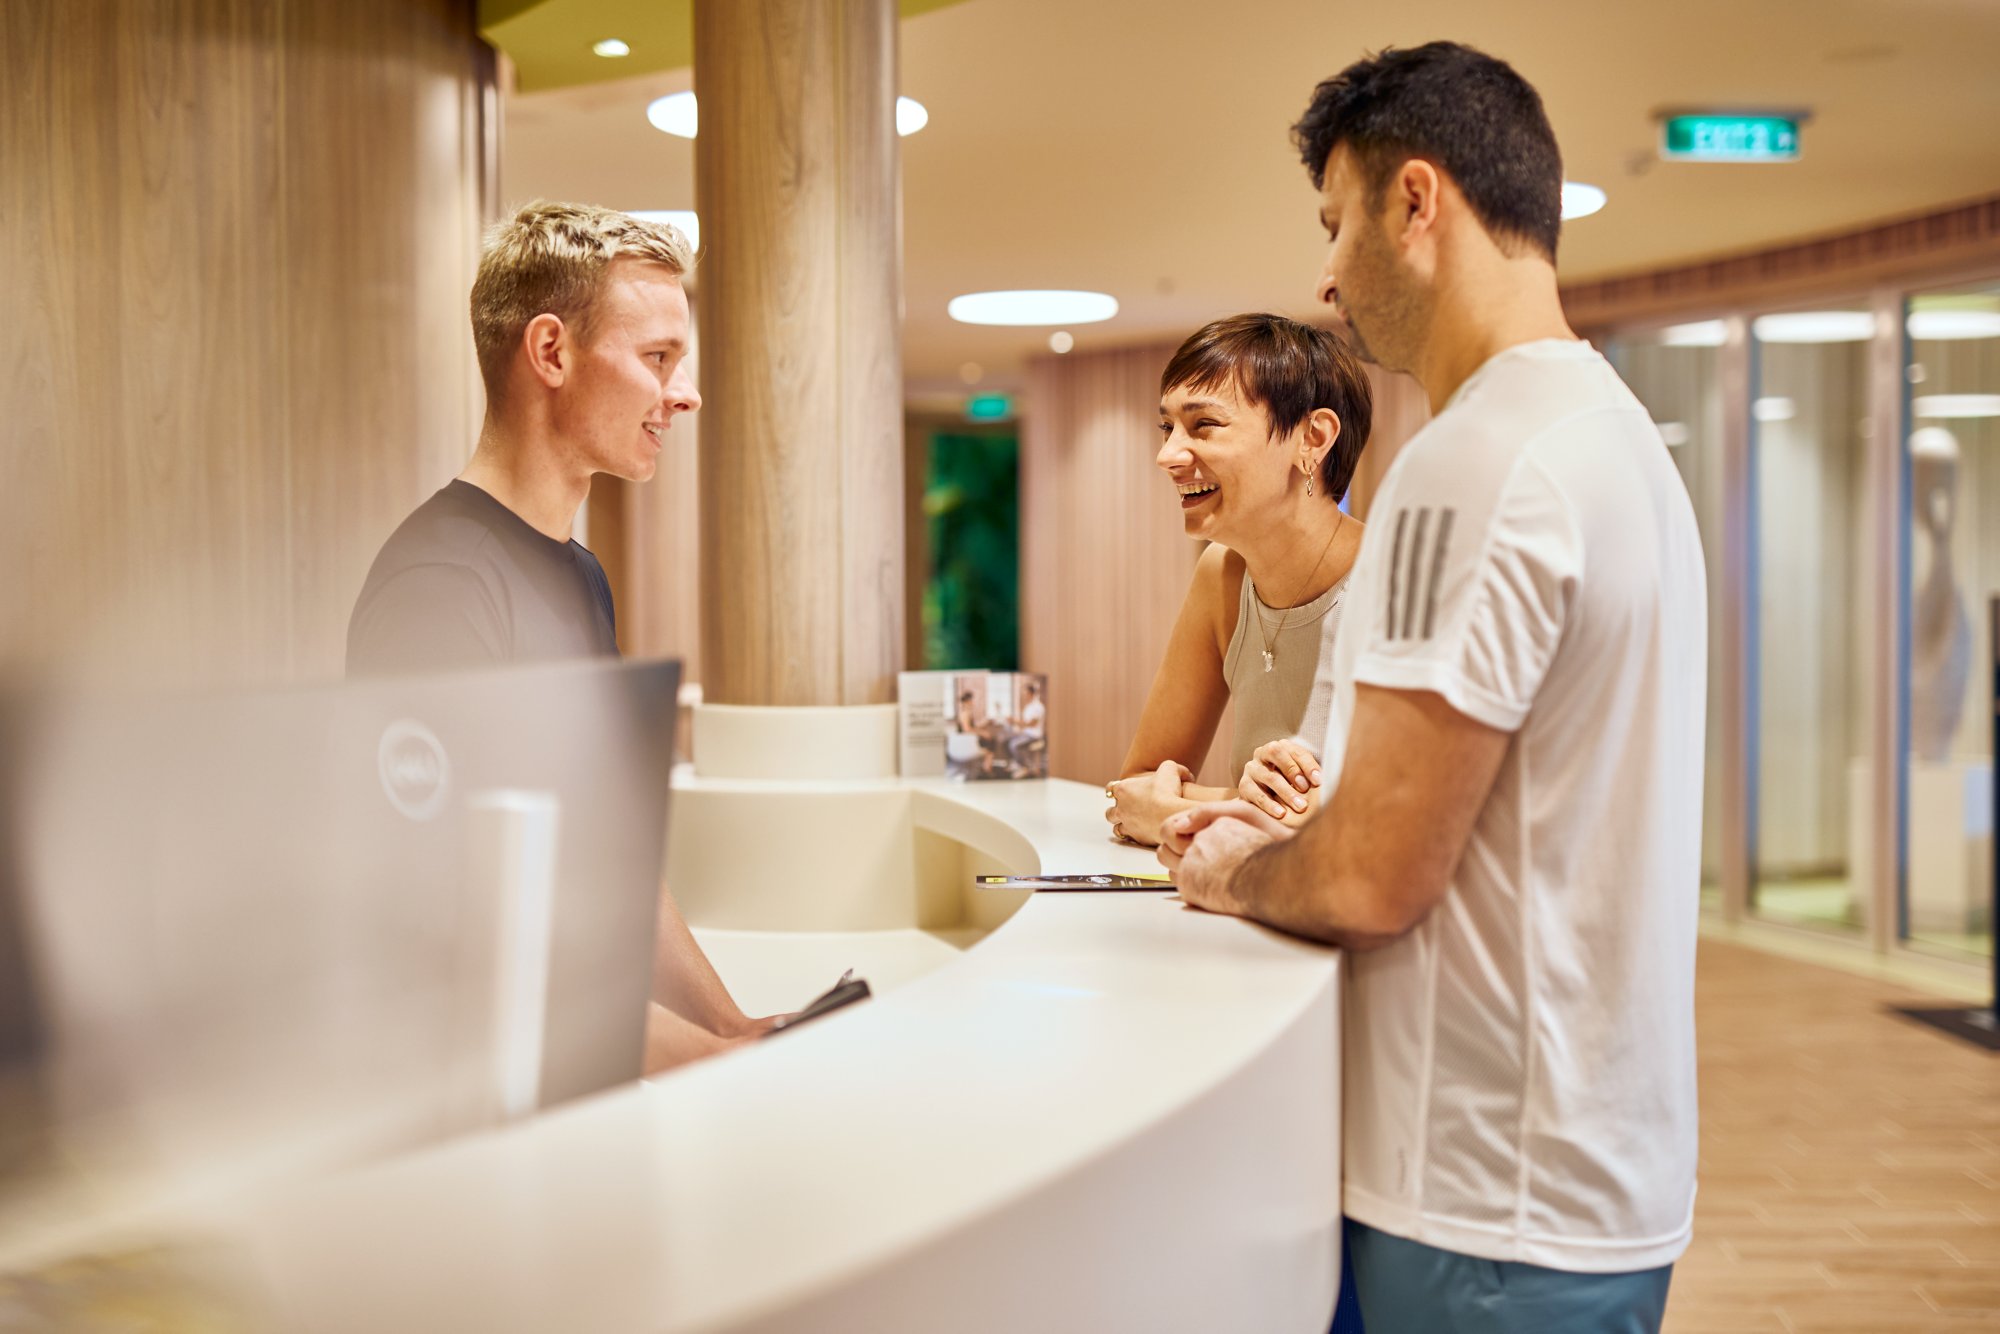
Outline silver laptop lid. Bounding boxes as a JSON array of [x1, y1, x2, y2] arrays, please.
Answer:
[[1, 656, 679, 1209]]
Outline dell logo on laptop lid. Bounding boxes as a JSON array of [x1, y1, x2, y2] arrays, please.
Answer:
[[379, 719, 450, 821]]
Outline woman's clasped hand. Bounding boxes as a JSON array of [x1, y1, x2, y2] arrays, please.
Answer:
[[1105, 759, 1197, 846]]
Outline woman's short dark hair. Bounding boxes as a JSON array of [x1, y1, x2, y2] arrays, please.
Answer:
[[1160, 313, 1373, 502], [1291, 42, 1563, 261]]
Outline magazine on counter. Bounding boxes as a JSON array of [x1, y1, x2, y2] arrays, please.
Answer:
[[974, 873, 1172, 891], [897, 670, 1048, 780]]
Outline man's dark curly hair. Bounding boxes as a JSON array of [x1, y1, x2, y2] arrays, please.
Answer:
[[1292, 42, 1564, 261]]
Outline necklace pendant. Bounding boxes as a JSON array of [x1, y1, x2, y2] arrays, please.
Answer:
[[1262, 649, 1275, 673]]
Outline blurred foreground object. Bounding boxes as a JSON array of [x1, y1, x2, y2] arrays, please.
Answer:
[[0, 659, 679, 1284]]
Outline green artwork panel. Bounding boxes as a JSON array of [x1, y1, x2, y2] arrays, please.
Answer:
[[923, 432, 1019, 671]]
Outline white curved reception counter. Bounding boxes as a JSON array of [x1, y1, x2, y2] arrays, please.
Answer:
[[214, 776, 1346, 1331]]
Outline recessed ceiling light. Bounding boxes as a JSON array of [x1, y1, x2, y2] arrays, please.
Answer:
[[1655, 421, 1691, 447], [1049, 331, 1075, 354], [958, 362, 984, 385], [1660, 320, 1726, 348], [1908, 310, 2000, 341], [647, 92, 698, 138], [1560, 181, 1606, 221], [949, 290, 1118, 326], [1914, 394, 2000, 419], [1753, 396, 1796, 422], [626, 209, 700, 252], [646, 91, 929, 139], [1753, 311, 1877, 343], [593, 38, 631, 58]]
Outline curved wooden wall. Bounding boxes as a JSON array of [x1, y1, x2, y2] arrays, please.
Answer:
[[0, 0, 497, 686]]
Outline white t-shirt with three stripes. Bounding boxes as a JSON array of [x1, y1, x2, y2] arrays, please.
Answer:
[[1324, 338, 1706, 1274]]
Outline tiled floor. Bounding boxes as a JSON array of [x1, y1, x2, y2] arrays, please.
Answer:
[[1672, 939, 2000, 1331]]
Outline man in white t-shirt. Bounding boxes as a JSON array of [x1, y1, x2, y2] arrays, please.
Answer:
[[1159, 42, 1705, 1333], [1020, 679, 1046, 736]]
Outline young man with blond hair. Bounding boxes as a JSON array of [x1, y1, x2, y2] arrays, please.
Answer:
[[350, 201, 764, 1070], [350, 201, 699, 671], [1161, 44, 1705, 1332]]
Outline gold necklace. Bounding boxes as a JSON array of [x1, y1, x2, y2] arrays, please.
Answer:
[[1252, 512, 1344, 674]]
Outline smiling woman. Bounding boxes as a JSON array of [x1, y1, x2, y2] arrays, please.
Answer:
[[1103, 314, 1372, 846]]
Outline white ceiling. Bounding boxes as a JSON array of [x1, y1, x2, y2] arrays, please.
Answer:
[[503, 0, 2000, 401]]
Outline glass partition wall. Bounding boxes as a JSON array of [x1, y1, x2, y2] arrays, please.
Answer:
[[1603, 274, 2000, 970], [1602, 327, 1728, 905], [1904, 284, 2000, 962], [1751, 306, 1874, 936]]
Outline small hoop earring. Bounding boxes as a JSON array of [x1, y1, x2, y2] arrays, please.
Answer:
[[1305, 470, 1316, 498]]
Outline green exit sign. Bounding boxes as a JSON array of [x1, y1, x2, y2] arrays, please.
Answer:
[[1659, 112, 1803, 163], [966, 393, 1012, 422]]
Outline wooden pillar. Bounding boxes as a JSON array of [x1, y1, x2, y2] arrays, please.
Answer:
[[693, 0, 905, 706]]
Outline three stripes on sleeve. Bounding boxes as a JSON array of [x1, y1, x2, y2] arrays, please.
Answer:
[[1385, 506, 1456, 643]]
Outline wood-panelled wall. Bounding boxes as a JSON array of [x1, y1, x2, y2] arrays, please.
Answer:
[[1020, 343, 1428, 787], [1348, 362, 1434, 522], [1561, 192, 2000, 333], [0, 0, 496, 686]]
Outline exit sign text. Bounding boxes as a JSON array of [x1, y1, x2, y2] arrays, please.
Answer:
[[1660, 113, 1802, 163]]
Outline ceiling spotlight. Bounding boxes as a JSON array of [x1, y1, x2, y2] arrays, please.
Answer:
[[1913, 394, 2000, 419], [1659, 320, 1726, 348], [593, 38, 631, 58], [949, 290, 1118, 326], [1049, 331, 1074, 354], [647, 91, 698, 138], [1753, 311, 1877, 343], [648, 91, 929, 139], [1560, 181, 1607, 221], [626, 210, 700, 252]]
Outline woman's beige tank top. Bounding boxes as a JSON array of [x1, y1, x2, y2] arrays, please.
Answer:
[[1221, 568, 1348, 778]]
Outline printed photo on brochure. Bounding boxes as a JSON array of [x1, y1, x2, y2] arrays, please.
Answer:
[[898, 670, 1048, 781]]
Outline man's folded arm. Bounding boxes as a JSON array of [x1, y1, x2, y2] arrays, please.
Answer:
[[1232, 683, 1510, 949]]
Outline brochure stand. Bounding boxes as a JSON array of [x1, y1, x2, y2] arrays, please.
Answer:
[[1896, 594, 2000, 1050]]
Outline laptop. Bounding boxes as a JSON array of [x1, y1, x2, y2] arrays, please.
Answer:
[[0, 657, 680, 1207]]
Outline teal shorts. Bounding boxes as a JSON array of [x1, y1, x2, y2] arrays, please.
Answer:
[[1345, 1220, 1673, 1334]]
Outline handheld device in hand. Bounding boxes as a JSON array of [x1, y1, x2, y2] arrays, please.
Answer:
[[765, 970, 873, 1036]]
